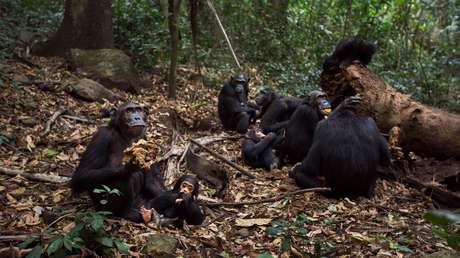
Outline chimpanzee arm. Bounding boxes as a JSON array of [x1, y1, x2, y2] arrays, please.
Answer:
[[290, 141, 323, 188], [142, 163, 166, 199], [179, 197, 204, 225], [264, 121, 289, 134], [150, 192, 180, 218], [261, 100, 287, 134], [71, 128, 129, 193], [250, 133, 278, 155]]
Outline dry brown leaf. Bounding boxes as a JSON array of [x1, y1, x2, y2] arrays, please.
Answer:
[[235, 218, 272, 227]]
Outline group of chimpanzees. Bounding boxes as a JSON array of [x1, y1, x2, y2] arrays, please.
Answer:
[[219, 37, 391, 198], [71, 102, 204, 227], [71, 37, 389, 227]]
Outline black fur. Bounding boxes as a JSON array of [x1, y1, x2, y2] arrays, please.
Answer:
[[241, 129, 280, 170], [277, 91, 330, 164], [71, 102, 166, 222], [147, 175, 204, 228], [290, 96, 391, 197], [217, 74, 257, 134], [256, 88, 302, 134], [323, 37, 377, 72]]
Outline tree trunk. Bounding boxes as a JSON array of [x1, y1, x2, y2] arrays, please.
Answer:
[[34, 0, 113, 57], [189, 0, 200, 72], [167, 0, 182, 99], [320, 64, 460, 159]]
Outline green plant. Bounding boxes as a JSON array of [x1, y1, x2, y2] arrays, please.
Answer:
[[18, 211, 128, 257], [424, 210, 460, 251], [93, 184, 122, 205], [265, 213, 334, 257]]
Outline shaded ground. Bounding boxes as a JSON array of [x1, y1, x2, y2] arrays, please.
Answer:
[[0, 57, 457, 257]]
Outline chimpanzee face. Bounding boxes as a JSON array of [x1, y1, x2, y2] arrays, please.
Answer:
[[308, 91, 332, 117], [174, 175, 199, 197], [247, 128, 265, 141], [255, 89, 275, 108], [179, 180, 195, 194], [111, 102, 148, 141], [230, 74, 250, 103]]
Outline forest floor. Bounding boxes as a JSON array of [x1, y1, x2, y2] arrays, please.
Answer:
[[0, 56, 458, 257]]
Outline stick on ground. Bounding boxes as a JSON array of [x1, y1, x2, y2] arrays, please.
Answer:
[[201, 187, 330, 207], [0, 167, 70, 184], [190, 139, 255, 179], [41, 107, 67, 136]]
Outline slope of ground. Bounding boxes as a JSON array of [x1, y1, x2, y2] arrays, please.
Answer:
[[0, 57, 456, 257]]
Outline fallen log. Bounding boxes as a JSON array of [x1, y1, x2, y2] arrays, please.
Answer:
[[320, 64, 460, 159]]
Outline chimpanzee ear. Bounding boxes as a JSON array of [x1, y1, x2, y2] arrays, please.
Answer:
[[143, 106, 149, 115], [247, 77, 251, 83]]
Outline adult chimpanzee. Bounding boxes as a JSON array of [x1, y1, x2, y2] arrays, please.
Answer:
[[276, 90, 331, 164], [140, 175, 204, 228], [71, 102, 166, 223], [323, 37, 377, 72], [241, 128, 280, 171], [218, 74, 257, 134], [255, 88, 302, 134], [289, 96, 391, 197]]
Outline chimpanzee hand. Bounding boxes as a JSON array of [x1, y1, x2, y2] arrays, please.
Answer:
[[247, 108, 257, 123]]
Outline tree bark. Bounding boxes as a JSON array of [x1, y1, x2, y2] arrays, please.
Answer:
[[320, 64, 460, 159], [167, 0, 182, 99], [34, 0, 113, 57]]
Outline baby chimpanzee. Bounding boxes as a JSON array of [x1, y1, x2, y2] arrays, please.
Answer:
[[241, 128, 280, 171], [140, 175, 204, 228]]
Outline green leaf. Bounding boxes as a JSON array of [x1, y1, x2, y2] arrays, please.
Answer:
[[328, 205, 337, 212], [265, 227, 280, 236], [18, 236, 38, 249], [93, 188, 105, 193], [280, 236, 291, 252], [323, 217, 333, 225], [97, 236, 114, 247], [102, 185, 111, 192], [424, 210, 460, 226], [397, 244, 414, 253], [219, 251, 231, 258], [42, 148, 59, 157], [90, 216, 104, 231], [114, 238, 129, 254], [26, 245, 43, 258], [272, 220, 288, 228], [100, 199, 108, 205], [256, 252, 273, 258], [47, 237, 63, 255], [110, 189, 122, 196]]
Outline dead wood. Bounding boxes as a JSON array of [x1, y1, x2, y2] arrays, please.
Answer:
[[379, 168, 460, 208], [41, 107, 68, 136], [186, 146, 228, 196], [61, 114, 92, 123], [190, 139, 255, 179], [201, 187, 330, 207], [320, 64, 460, 159], [0, 167, 70, 184]]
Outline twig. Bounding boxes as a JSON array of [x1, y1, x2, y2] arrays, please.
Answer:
[[42, 212, 74, 234], [41, 108, 67, 136], [201, 187, 330, 207], [61, 115, 91, 123], [176, 142, 190, 172], [0, 234, 45, 242], [0, 167, 70, 184], [190, 139, 255, 178]]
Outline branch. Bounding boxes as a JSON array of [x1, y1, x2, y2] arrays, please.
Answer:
[[0, 167, 70, 184], [190, 139, 255, 178], [41, 108, 67, 136], [201, 187, 330, 207], [61, 115, 92, 123]]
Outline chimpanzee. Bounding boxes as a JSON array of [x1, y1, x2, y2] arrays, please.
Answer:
[[289, 96, 391, 197], [140, 175, 204, 228], [71, 102, 166, 223], [323, 37, 377, 72], [255, 88, 302, 134], [241, 128, 281, 171], [218, 74, 257, 134], [276, 90, 331, 164]]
